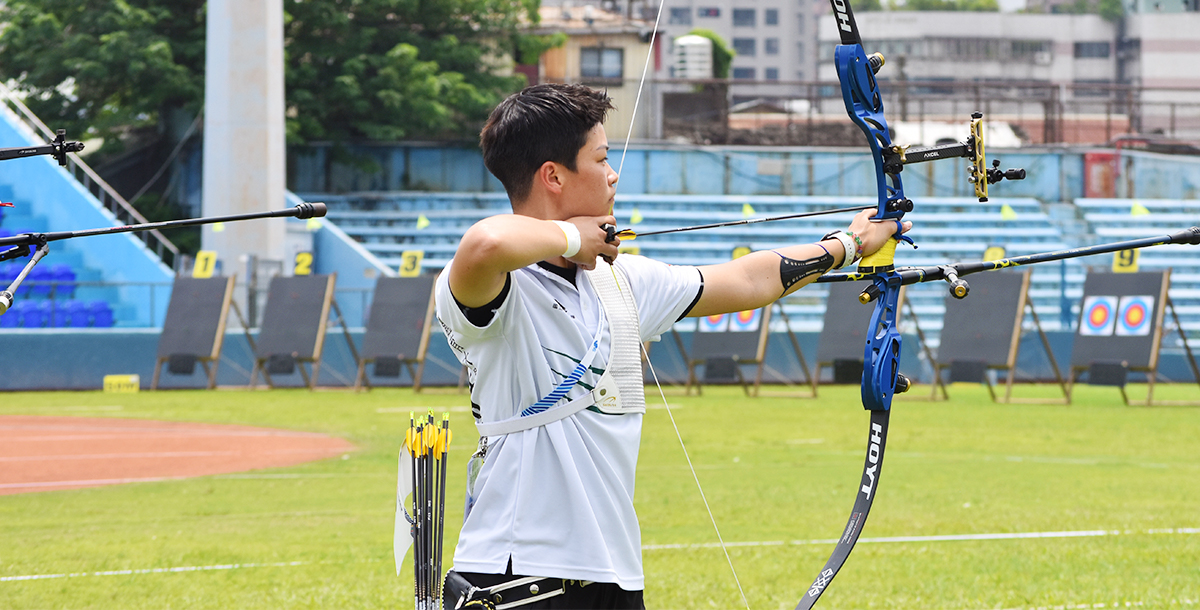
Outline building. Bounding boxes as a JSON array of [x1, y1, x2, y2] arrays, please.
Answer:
[[817, 12, 1118, 92], [529, 4, 658, 141], [816, 10, 1200, 140]]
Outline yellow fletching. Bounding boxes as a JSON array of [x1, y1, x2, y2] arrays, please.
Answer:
[[405, 429, 418, 456]]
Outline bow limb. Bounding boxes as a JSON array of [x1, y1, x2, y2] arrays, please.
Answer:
[[796, 0, 908, 607]]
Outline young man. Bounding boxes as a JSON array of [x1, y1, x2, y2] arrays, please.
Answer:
[[435, 83, 908, 609]]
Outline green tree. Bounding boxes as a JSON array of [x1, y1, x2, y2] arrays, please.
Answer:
[[0, 0, 206, 153], [0, 0, 552, 148], [283, 0, 555, 143], [686, 28, 735, 79]]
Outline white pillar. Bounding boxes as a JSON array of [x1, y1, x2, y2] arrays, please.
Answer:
[[202, 0, 286, 272]]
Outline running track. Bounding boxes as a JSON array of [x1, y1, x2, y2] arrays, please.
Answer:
[[0, 416, 356, 495]]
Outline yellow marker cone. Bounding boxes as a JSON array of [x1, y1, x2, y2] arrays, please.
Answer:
[[416, 214, 431, 230], [212, 222, 225, 233], [1131, 202, 1151, 216], [630, 208, 643, 225], [983, 246, 1006, 262], [742, 203, 756, 217], [1000, 204, 1018, 221], [306, 217, 322, 231]]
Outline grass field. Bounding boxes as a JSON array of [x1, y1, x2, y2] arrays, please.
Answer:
[[1, 384, 1198, 609]]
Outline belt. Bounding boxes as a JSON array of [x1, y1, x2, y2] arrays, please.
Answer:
[[445, 570, 592, 610]]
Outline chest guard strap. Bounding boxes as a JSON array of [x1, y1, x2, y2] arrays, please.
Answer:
[[473, 265, 644, 438]]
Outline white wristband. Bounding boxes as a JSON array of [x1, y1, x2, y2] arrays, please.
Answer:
[[829, 232, 857, 270], [552, 220, 581, 258]]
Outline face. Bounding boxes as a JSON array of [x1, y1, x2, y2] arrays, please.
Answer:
[[558, 124, 618, 218]]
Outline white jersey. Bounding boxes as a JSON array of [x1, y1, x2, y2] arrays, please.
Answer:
[[435, 254, 701, 590]]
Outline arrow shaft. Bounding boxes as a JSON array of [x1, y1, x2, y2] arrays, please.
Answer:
[[619, 205, 874, 239]]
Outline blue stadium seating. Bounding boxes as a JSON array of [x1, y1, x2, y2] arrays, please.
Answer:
[[49, 264, 76, 299], [0, 304, 17, 328], [87, 300, 114, 328]]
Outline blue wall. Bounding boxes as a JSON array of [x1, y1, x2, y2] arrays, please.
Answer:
[[3, 328, 1195, 392]]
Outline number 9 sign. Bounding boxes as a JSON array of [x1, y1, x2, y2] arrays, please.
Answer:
[[1112, 248, 1139, 273]]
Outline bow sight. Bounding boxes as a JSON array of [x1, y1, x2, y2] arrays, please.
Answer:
[[882, 111, 1027, 203], [0, 129, 85, 167]]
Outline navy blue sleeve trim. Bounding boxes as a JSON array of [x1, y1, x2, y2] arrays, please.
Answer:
[[455, 274, 511, 327], [677, 269, 704, 321]]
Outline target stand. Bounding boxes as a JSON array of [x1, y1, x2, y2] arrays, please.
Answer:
[[353, 275, 438, 392], [683, 302, 815, 397], [1067, 270, 1200, 406], [815, 283, 939, 397], [151, 275, 253, 389], [249, 274, 359, 390], [933, 270, 1068, 404]]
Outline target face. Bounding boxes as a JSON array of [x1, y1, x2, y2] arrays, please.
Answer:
[[1116, 295, 1154, 336], [729, 309, 761, 332], [1080, 296, 1118, 336], [698, 313, 729, 333]]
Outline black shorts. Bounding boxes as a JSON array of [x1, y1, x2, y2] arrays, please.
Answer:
[[449, 568, 645, 610]]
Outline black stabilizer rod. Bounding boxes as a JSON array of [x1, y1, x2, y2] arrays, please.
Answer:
[[0, 130, 85, 167], [818, 227, 1200, 292], [0, 202, 327, 249]]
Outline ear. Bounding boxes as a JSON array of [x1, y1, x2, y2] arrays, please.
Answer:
[[535, 161, 565, 196]]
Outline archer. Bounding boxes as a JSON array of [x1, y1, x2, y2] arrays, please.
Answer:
[[434, 83, 909, 610]]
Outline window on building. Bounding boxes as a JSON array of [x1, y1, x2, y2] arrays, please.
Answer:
[[732, 38, 757, 56], [765, 67, 779, 80], [765, 8, 779, 25], [733, 8, 756, 26], [669, 7, 692, 25], [1074, 41, 1111, 58], [765, 38, 780, 55], [698, 7, 720, 17], [580, 47, 624, 80], [732, 67, 757, 80]]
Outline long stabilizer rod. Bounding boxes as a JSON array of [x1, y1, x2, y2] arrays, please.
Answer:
[[819, 227, 1200, 293], [0, 202, 327, 248]]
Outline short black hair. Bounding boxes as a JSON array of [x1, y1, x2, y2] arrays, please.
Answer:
[[480, 84, 614, 204]]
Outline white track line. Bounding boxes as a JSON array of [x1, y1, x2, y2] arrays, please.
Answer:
[[642, 527, 1200, 550], [987, 599, 1197, 610], [1, 561, 306, 582], [0, 476, 189, 490]]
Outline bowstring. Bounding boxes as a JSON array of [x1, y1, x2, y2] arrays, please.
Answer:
[[641, 341, 751, 610], [612, 3, 749, 605], [615, 0, 663, 179]]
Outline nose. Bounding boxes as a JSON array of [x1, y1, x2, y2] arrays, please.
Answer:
[[609, 169, 619, 187]]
